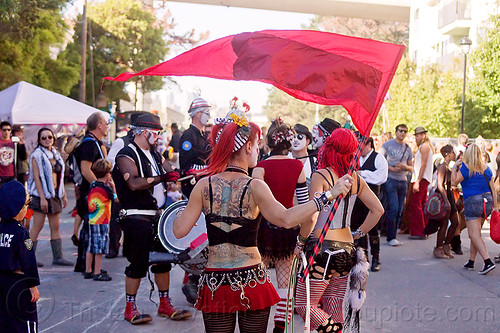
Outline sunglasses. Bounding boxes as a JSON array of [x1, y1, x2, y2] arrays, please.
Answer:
[[1, 128, 11, 132], [397, 129, 408, 133], [41, 136, 54, 140]]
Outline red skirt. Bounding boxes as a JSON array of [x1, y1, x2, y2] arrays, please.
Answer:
[[195, 264, 280, 313]]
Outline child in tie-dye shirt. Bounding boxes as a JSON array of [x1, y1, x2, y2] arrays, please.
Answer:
[[85, 159, 117, 281]]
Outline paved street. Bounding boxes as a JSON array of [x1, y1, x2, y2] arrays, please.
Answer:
[[32, 187, 500, 332]]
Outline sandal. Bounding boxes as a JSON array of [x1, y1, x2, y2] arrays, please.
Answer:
[[93, 273, 112, 281]]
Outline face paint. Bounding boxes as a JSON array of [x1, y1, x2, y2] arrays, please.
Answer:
[[292, 133, 307, 152], [147, 130, 160, 146], [311, 125, 325, 150], [200, 111, 211, 126]]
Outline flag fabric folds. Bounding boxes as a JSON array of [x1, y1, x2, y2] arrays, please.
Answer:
[[104, 30, 405, 136]]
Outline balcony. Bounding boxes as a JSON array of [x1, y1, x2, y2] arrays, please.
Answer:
[[438, 0, 471, 35]]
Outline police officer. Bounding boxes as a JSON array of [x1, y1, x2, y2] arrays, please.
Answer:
[[0, 180, 40, 332], [178, 97, 212, 199], [351, 136, 388, 272], [112, 113, 191, 324]]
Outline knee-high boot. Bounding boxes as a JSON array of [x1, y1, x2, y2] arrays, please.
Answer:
[[51, 239, 73, 266]]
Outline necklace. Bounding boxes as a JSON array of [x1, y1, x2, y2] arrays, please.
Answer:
[[225, 165, 249, 175]]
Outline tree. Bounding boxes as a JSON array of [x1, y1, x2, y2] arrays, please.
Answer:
[[61, 0, 207, 107], [307, 16, 409, 45], [375, 57, 462, 137], [467, 14, 500, 138], [0, 0, 79, 94]]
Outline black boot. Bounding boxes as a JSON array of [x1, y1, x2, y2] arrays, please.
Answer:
[[32, 241, 44, 267], [450, 235, 463, 255], [51, 239, 73, 266]]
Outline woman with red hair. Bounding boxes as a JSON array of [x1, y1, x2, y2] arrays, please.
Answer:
[[173, 106, 352, 333], [295, 128, 384, 333]]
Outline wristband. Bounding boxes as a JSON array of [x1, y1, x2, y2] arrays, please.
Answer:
[[298, 234, 308, 243], [352, 228, 366, 238]]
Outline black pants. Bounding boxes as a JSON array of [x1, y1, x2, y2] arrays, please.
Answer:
[[351, 196, 381, 261], [75, 217, 89, 273], [0, 273, 38, 333], [108, 201, 122, 256]]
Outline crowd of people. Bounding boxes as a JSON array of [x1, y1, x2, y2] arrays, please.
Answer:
[[0, 97, 498, 332]]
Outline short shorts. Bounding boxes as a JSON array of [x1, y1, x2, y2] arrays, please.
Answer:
[[464, 193, 493, 221]]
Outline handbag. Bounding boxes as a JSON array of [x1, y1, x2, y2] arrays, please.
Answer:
[[48, 197, 63, 214], [424, 187, 448, 220], [481, 171, 500, 244]]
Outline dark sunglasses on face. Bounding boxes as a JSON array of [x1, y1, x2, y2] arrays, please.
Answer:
[[2, 128, 11, 132], [41, 136, 53, 140], [397, 129, 408, 133]]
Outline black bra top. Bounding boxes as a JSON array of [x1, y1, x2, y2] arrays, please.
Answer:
[[205, 177, 261, 247], [52, 161, 62, 174]]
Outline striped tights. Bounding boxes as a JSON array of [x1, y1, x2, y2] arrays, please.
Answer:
[[295, 275, 349, 330]]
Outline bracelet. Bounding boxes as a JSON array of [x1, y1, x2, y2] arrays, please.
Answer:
[[352, 228, 366, 238], [298, 234, 308, 243], [313, 197, 324, 211]]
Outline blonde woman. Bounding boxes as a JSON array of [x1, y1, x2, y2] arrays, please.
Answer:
[[452, 143, 498, 275]]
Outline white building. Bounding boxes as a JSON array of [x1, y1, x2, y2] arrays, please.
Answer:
[[409, 0, 500, 71]]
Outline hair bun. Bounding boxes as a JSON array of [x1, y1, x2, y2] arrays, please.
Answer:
[[325, 128, 358, 155]]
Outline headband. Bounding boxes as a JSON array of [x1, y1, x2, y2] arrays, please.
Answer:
[[214, 97, 251, 152]]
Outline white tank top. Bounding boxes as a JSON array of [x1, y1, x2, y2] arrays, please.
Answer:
[[411, 144, 433, 183]]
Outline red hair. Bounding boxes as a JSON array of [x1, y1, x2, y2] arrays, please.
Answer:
[[200, 122, 261, 177], [318, 128, 358, 176]]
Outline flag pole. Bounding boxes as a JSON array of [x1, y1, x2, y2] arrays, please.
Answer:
[[301, 134, 367, 279]]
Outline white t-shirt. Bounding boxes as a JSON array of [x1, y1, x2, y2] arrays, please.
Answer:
[[140, 148, 166, 208]]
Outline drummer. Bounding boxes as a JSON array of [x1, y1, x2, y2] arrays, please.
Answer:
[[173, 104, 352, 333], [111, 113, 190, 325]]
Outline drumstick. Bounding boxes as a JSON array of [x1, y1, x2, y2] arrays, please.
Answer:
[[178, 174, 195, 182]]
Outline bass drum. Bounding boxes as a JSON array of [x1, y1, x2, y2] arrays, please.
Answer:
[[157, 200, 208, 275]]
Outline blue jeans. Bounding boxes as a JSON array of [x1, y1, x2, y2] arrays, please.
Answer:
[[384, 178, 408, 241]]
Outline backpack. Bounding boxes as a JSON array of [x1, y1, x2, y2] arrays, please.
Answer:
[[66, 136, 104, 185]]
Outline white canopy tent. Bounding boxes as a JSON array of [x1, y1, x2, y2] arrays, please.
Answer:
[[0, 81, 108, 125], [0, 81, 110, 152]]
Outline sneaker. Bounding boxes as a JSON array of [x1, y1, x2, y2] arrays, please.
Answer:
[[388, 239, 402, 246], [478, 262, 496, 275], [158, 297, 192, 320], [83, 272, 93, 279], [463, 261, 475, 271]]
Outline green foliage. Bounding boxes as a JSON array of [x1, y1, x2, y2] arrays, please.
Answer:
[[467, 14, 500, 138], [375, 57, 462, 137], [0, 0, 79, 94], [62, 0, 168, 104]]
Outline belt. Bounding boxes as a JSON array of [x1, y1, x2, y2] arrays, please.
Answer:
[[123, 209, 157, 216]]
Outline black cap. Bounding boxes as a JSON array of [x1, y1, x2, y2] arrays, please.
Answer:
[[319, 118, 341, 136], [135, 113, 162, 130], [294, 124, 312, 143]]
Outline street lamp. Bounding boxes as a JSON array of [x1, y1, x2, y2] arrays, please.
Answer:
[[459, 36, 472, 134]]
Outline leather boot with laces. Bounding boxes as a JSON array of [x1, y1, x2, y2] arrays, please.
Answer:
[[158, 297, 192, 320], [124, 301, 152, 325]]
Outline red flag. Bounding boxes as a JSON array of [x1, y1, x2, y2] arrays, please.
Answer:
[[104, 30, 404, 136]]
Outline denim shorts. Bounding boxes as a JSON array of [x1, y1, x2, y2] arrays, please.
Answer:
[[463, 193, 493, 221]]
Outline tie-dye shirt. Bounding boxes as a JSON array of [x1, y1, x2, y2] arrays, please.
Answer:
[[88, 181, 115, 225]]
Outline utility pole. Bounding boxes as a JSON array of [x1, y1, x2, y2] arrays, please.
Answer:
[[79, 0, 88, 103]]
